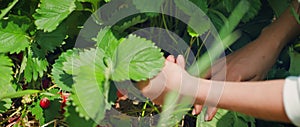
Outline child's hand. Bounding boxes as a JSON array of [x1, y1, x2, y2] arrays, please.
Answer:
[[137, 55, 191, 105]]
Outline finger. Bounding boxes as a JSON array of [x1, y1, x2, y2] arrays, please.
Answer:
[[192, 104, 203, 115], [166, 55, 175, 63], [205, 107, 218, 121], [176, 55, 185, 69]]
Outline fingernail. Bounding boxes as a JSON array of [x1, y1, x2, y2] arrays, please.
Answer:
[[178, 54, 183, 58], [205, 114, 210, 121], [166, 55, 174, 61], [192, 109, 196, 115]]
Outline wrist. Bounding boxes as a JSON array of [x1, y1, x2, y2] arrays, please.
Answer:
[[191, 77, 210, 105], [258, 26, 286, 50]]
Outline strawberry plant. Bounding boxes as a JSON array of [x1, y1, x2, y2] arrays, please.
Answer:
[[0, 0, 299, 127]]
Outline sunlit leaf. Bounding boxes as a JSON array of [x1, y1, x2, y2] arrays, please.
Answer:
[[65, 104, 96, 126], [0, 54, 15, 98], [96, 27, 119, 58], [0, 22, 30, 54], [33, 0, 76, 32], [71, 49, 107, 122], [23, 47, 49, 82], [111, 35, 164, 81], [52, 49, 79, 91]]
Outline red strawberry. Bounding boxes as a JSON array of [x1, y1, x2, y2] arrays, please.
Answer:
[[40, 97, 50, 109]]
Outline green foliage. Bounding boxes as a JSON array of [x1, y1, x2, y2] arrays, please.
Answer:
[[65, 105, 95, 126], [0, 0, 18, 19], [175, 0, 210, 37], [132, 0, 164, 13], [0, 0, 296, 126], [52, 49, 78, 91], [71, 49, 107, 122], [77, 0, 99, 2], [35, 24, 67, 55], [23, 47, 49, 82], [157, 92, 193, 127], [43, 99, 62, 125], [30, 96, 62, 125], [0, 99, 12, 113], [0, 22, 30, 54], [113, 15, 148, 33], [33, 0, 76, 32], [210, 0, 261, 23], [197, 109, 255, 127], [188, 0, 247, 76], [64, 33, 164, 122], [241, 0, 261, 23], [30, 100, 45, 124], [0, 90, 40, 100], [0, 54, 15, 98], [189, 0, 208, 13], [267, 0, 291, 18], [96, 27, 120, 58], [288, 47, 300, 75], [111, 35, 165, 81]]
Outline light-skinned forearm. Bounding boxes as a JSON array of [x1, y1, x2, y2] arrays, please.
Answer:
[[192, 77, 290, 123]]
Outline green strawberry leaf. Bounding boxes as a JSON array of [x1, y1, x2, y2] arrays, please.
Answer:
[[23, 46, 49, 82], [35, 24, 67, 55], [189, 0, 208, 13], [30, 100, 45, 125], [197, 109, 255, 127], [0, 22, 30, 54], [96, 27, 120, 58], [174, 0, 204, 16], [0, 54, 15, 98], [71, 49, 108, 122], [43, 99, 61, 125], [175, 0, 210, 37], [52, 49, 79, 91], [0, 99, 12, 113], [111, 34, 164, 81], [63, 49, 106, 78], [187, 16, 210, 37], [65, 105, 96, 126], [33, 0, 76, 32], [30, 97, 61, 125]]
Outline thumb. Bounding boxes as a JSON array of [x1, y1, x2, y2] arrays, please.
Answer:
[[176, 55, 185, 69]]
